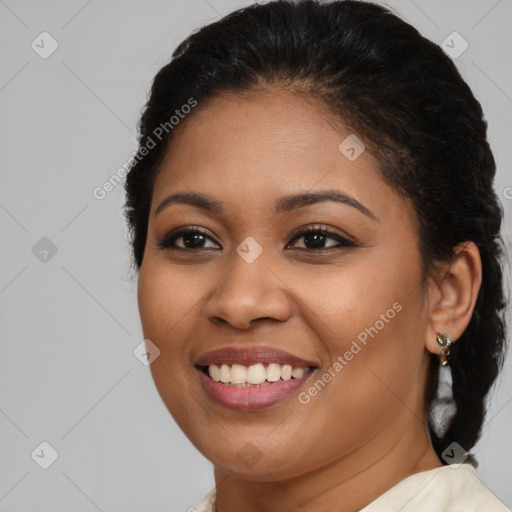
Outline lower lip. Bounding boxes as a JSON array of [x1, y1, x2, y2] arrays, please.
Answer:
[[197, 367, 315, 411]]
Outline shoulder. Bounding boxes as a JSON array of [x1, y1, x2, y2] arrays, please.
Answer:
[[361, 463, 510, 512], [193, 488, 216, 512], [445, 464, 510, 512], [192, 465, 509, 512]]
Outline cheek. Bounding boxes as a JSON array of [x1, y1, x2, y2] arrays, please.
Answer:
[[288, 258, 425, 430], [137, 262, 164, 338], [137, 262, 203, 430], [293, 261, 408, 354], [137, 260, 202, 342], [136, 262, 196, 399]]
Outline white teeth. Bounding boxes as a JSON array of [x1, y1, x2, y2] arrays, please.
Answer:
[[230, 364, 247, 384], [246, 363, 267, 384], [266, 363, 281, 382], [292, 367, 305, 379], [281, 364, 292, 381], [207, 363, 310, 384], [209, 364, 221, 381], [219, 364, 231, 383]]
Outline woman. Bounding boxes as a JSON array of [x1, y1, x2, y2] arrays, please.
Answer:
[[124, 1, 509, 510]]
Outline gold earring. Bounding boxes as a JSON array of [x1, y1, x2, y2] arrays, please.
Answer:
[[436, 333, 453, 366]]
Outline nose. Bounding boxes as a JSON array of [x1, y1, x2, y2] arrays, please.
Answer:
[[204, 246, 293, 329]]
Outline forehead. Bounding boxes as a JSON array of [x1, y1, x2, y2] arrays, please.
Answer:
[[151, 89, 402, 221]]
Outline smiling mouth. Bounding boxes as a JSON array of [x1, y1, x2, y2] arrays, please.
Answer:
[[195, 362, 317, 411], [197, 362, 315, 386]]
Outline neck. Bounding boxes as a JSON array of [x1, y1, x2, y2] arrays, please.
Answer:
[[212, 417, 443, 512]]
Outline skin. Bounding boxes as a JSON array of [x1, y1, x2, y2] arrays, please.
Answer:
[[137, 88, 482, 512]]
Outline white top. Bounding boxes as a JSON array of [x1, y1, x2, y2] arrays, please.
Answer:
[[193, 463, 510, 512]]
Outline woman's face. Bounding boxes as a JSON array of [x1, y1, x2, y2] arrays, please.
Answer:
[[137, 89, 433, 480]]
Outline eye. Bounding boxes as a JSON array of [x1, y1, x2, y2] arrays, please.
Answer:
[[156, 227, 220, 250], [286, 225, 357, 251], [155, 224, 357, 252]]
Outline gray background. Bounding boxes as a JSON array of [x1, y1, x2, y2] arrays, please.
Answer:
[[1, 0, 511, 510]]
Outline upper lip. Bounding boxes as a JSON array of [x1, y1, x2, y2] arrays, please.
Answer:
[[195, 346, 318, 368]]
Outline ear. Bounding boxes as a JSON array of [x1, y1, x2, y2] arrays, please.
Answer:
[[424, 241, 482, 355]]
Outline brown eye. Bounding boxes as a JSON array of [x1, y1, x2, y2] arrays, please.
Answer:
[[287, 226, 357, 251], [156, 228, 220, 250]]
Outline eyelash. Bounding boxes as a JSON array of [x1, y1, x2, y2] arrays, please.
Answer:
[[155, 225, 357, 252]]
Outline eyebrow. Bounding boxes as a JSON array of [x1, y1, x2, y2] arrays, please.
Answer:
[[155, 190, 377, 220]]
